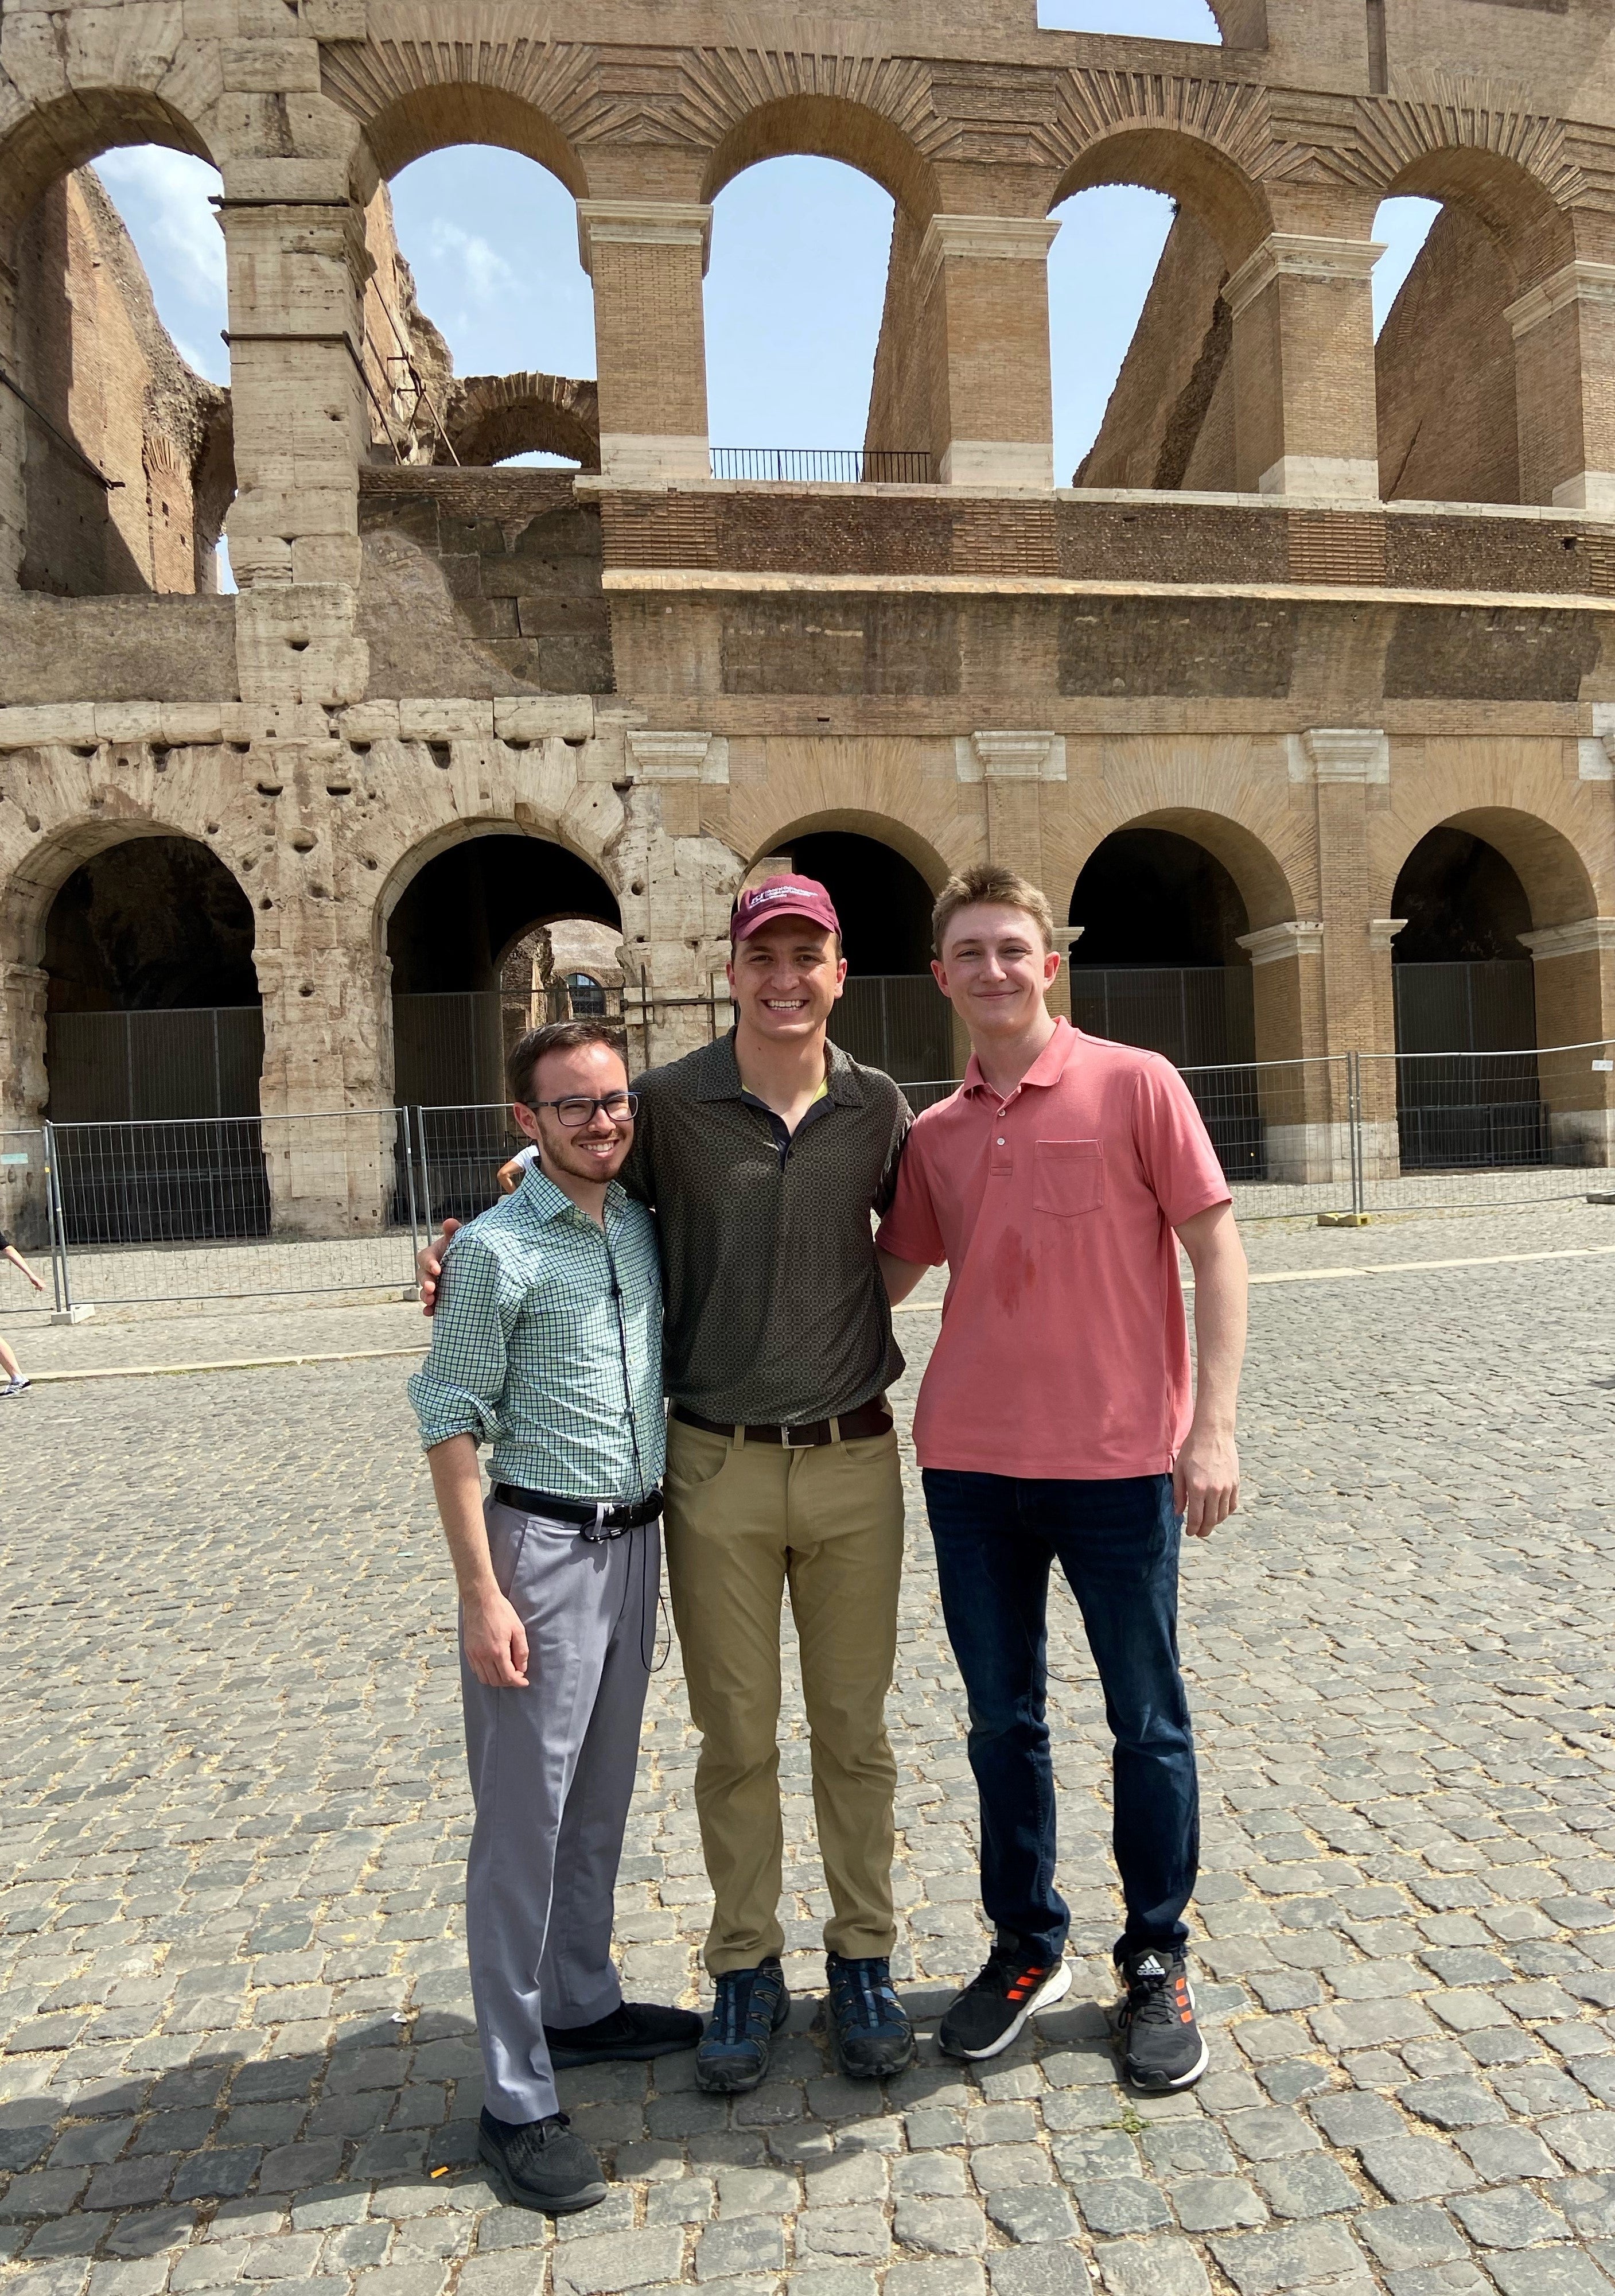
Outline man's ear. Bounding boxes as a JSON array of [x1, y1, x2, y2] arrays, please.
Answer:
[[1042, 947, 1062, 988], [511, 1101, 544, 1146]]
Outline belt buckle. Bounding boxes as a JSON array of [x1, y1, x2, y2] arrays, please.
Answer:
[[780, 1422, 804, 1450]]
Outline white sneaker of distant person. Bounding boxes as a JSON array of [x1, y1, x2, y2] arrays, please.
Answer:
[[3, 1377, 29, 1397]]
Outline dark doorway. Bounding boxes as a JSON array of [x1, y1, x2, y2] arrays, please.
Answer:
[[43, 836, 266, 1241], [1390, 828, 1544, 1167], [390, 836, 621, 1218], [1068, 826, 1259, 1173], [773, 830, 950, 1087]]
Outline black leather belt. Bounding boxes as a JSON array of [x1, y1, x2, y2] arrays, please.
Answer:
[[672, 1399, 893, 1449], [493, 1485, 663, 1536]]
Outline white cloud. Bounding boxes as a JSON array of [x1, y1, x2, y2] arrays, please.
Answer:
[[426, 220, 517, 304], [96, 146, 226, 297]]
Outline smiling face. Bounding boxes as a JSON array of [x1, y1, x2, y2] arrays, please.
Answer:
[[727, 915, 847, 1044], [512, 1038, 634, 1187], [933, 902, 1061, 1041]]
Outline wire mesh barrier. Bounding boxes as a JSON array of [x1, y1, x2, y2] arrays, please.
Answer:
[[1356, 1040, 1615, 1213], [20, 1035, 1615, 1312], [1069, 966, 1256, 1070], [709, 448, 934, 484], [0, 1130, 63, 1312], [832, 976, 955, 1090], [46, 1007, 264, 1122], [47, 1111, 422, 1310]]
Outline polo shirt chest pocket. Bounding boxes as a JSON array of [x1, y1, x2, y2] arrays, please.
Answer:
[[1033, 1137, 1105, 1216]]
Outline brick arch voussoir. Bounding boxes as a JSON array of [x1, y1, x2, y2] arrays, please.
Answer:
[[1383, 803, 1601, 934], [0, 86, 215, 239], [1050, 111, 1274, 268], [702, 93, 939, 222], [439, 374, 601, 470]]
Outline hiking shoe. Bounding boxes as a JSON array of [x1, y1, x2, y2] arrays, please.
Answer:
[[1115, 1947, 1208, 2092], [545, 2000, 703, 2068], [938, 1942, 1072, 2060], [3, 1377, 28, 1397], [477, 2106, 606, 2212], [824, 1953, 916, 2080], [695, 1959, 790, 2093]]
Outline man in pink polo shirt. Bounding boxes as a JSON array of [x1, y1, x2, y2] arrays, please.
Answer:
[[876, 861, 1248, 2091]]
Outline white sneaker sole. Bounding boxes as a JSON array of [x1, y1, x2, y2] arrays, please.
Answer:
[[943, 1960, 1073, 2060]]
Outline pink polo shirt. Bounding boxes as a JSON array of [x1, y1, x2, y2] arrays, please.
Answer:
[[876, 1020, 1230, 1481]]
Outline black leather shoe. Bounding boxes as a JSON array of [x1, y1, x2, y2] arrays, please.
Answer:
[[825, 1953, 916, 2079], [695, 1960, 791, 2093], [545, 2000, 704, 2068], [477, 2107, 607, 2212]]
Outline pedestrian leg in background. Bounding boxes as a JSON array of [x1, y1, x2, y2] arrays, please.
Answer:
[[0, 1332, 29, 1396]]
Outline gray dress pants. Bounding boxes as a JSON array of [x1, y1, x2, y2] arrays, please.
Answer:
[[462, 1494, 659, 2123]]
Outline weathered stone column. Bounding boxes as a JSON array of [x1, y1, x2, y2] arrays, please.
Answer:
[[579, 203, 712, 486], [914, 218, 1061, 488], [1520, 916, 1615, 1163], [1225, 233, 1383, 498], [1, 959, 48, 1133], [221, 182, 370, 704], [963, 730, 1069, 1026], [1235, 922, 1332, 1179], [1366, 917, 1407, 1179], [619, 728, 743, 1064], [1505, 264, 1615, 511]]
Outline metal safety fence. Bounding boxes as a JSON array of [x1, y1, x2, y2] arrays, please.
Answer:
[[15, 1036, 1615, 1312]]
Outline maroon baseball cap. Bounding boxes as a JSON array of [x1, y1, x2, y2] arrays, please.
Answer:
[[730, 873, 841, 944]]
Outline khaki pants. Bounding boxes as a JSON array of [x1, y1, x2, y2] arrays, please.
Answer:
[[663, 1413, 905, 1975]]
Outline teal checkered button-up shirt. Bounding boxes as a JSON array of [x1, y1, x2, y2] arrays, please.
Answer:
[[407, 1168, 664, 1502]]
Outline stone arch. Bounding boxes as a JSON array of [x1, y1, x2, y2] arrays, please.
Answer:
[[374, 814, 624, 963], [1050, 112, 1274, 267], [438, 374, 600, 469], [325, 75, 590, 198], [2, 813, 249, 972], [747, 807, 954, 898], [1356, 100, 1578, 288], [0, 90, 215, 240], [1379, 803, 1598, 934], [1062, 804, 1299, 939], [702, 96, 939, 222]]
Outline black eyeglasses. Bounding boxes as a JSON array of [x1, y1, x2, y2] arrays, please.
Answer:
[[523, 1091, 639, 1128]]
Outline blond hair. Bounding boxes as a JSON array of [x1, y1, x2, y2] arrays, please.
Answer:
[[932, 863, 1056, 958]]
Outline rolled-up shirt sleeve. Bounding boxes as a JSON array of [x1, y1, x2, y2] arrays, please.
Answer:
[[407, 1230, 516, 1452]]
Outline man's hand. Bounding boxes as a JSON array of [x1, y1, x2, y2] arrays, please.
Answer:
[[462, 1588, 530, 1687], [1174, 1427, 1239, 1539], [417, 1219, 461, 1316]]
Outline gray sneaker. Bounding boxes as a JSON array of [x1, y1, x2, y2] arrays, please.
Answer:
[[3, 1377, 29, 1398]]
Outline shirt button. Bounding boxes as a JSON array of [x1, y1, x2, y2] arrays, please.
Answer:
[[996, 1137, 1006, 1146]]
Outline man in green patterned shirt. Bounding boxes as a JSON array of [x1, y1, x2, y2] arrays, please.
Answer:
[[409, 1019, 699, 2216]]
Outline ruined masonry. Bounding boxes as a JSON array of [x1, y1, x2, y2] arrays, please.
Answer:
[[5, 0, 1615, 1238]]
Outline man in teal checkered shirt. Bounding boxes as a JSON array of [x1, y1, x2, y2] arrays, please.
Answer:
[[408, 1019, 699, 2216]]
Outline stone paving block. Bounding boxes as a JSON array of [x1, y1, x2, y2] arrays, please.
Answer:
[[1092, 2235, 1211, 2296], [1399, 2079, 1507, 2131], [1169, 2177, 1267, 2233], [1209, 2218, 1371, 2294], [1073, 2181, 1173, 2237], [986, 2250, 1092, 2296], [1359, 2135, 1476, 2204], [1224, 2111, 1322, 2164], [983, 2188, 1079, 2244], [551, 2230, 688, 2295], [1456, 2124, 1561, 2182], [694, 2217, 785, 2279], [1449, 2184, 1573, 2250], [1544, 2117, 1615, 2173], [1484, 2254, 1615, 2296], [1251, 2157, 1361, 2219], [1353, 2206, 1470, 2271], [884, 2263, 987, 2296], [793, 2209, 890, 2262]]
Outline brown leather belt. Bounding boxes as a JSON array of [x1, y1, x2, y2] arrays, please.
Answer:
[[672, 1398, 893, 1449]]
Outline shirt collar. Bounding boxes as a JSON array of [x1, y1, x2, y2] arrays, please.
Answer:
[[962, 1017, 1079, 1103], [516, 1165, 628, 1225], [695, 1029, 862, 1108]]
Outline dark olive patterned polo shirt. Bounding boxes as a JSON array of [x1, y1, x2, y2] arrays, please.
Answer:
[[622, 1031, 910, 1425]]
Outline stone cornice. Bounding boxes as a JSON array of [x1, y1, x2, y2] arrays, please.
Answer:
[[1224, 235, 1386, 320], [1520, 918, 1615, 959], [577, 202, 713, 279], [1237, 922, 1325, 966], [1505, 261, 1615, 339], [913, 217, 1062, 306]]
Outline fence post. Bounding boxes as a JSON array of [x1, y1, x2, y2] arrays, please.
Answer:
[[42, 1121, 75, 1318], [1348, 1051, 1366, 1218], [411, 1106, 435, 1241], [400, 1106, 423, 1283]]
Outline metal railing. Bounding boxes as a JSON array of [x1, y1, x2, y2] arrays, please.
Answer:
[[709, 448, 933, 485], [15, 1036, 1615, 1314]]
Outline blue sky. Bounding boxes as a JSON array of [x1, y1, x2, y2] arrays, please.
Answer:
[[90, 0, 1438, 490]]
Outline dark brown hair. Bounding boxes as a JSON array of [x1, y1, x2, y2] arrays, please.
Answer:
[[507, 1019, 627, 1105]]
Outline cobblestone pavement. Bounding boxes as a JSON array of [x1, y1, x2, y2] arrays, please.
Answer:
[[3, 1204, 1615, 2296]]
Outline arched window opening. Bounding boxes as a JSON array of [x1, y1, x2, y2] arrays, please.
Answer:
[[754, 830, 952, 1090], [499, 918, 624, 1028], [1373, 195, 1513, 504], [1036, 0, 1220, 37], [43, 836, 262, 1240], [373, 149, 597, 469], [15, 146, 234, 597], [706, 158, 902, 481], [390, 834, 620, 1216], [1390, 828, 1545, 1169], [1070, 827, 1263, 1172]]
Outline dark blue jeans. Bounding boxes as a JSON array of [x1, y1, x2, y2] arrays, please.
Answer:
[[923, 1468, 1198, 1965]]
